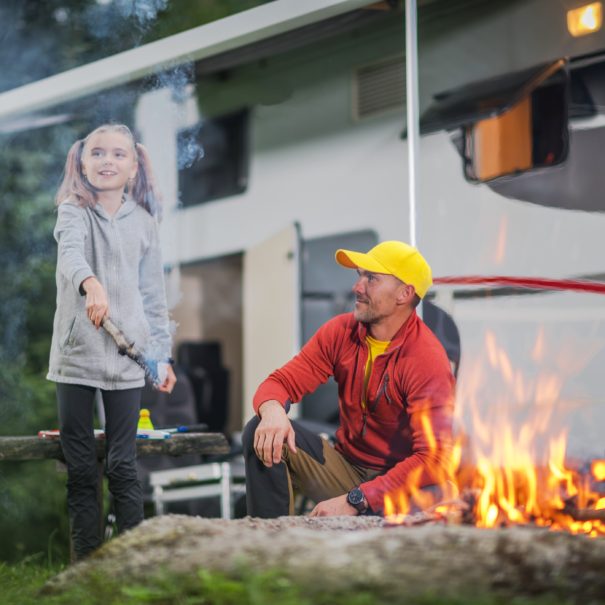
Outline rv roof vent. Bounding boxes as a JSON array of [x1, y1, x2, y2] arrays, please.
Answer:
[[353, 56, 405, 121]]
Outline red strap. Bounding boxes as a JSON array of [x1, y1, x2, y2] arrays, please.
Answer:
[[433, 276, 605, 295]]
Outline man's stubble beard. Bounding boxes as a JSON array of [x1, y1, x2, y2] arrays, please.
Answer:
[[354, 305, 382, 325]]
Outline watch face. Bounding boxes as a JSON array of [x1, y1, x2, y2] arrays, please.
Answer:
[[347, 487, 364, 506]]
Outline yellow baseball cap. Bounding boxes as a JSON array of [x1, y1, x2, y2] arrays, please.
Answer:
[[335, 240, 433, 298]]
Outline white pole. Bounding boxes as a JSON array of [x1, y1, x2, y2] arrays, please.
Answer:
[[405, 0, 424, 319], [405, 0, 420, 249]]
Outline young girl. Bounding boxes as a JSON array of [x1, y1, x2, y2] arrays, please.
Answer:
[[47, 124, 177, 560]]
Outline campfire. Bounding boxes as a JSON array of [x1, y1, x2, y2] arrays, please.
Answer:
[[384, 329, 605, 537]]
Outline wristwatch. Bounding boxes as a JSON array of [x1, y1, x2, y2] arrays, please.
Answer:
[[346, 487, 368, 514]]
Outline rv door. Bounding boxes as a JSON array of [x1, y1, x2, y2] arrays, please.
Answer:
[[242, 224, 302, 424]]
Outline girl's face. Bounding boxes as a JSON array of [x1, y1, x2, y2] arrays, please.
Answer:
[[81, 131, 138, 194]]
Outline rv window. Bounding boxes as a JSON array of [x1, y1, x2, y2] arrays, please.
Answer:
[[420, 59, 571, 183], [420, 60, 567, 134], [178, 109, 249, 207], [463, 73, 568, 182]]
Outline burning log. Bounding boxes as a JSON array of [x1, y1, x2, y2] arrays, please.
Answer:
[[384, 497, 471, 527], [383, 510, 444, 527], [568, 508, 605, 522], [384, 482, 605, 536]]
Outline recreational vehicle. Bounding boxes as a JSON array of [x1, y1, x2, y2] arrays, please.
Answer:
[[132, 0, 605, 461]]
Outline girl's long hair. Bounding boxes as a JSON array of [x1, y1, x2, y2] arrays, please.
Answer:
[[55, 124, 162, 218]]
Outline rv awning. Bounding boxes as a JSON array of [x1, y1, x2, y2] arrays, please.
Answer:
[[420, 58, 567, 134], [0, 0, 379, 124]]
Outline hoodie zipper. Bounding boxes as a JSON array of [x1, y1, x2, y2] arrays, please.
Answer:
[[357, 321, 410, 437], [370, 373, 390, 411], [361, 372, 391, 437]]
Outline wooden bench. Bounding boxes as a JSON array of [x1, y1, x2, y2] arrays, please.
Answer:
[[0, 433, 230, 462]]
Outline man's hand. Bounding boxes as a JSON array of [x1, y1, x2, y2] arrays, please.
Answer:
[[309, 494, 358, 517], [82, 276, 109, 329], [254, 400, 297, 467]]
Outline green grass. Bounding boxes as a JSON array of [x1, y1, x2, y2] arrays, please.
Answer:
[[0, 561, 574, 605], [0, 557, 58, 605]]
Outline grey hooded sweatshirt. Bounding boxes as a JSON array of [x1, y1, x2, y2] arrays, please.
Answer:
[[47, 198, 172, 390]]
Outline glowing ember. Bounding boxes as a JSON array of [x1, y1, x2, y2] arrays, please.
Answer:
[[384, 329, 605, 537], [592, 460, 605, 482]]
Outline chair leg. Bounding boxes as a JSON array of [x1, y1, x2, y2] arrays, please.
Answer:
[[220, 462, 232, 520], [153, 486, 164, 516]]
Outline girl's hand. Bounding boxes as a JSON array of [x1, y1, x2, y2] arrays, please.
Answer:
[[82, 276, 110, 329], [156, 364, 177, 393]]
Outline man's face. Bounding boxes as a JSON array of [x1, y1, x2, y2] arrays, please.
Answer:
[[352, 269, 410, 324]]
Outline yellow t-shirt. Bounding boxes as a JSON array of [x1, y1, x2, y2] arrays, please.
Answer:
[[363, 335, 390, 408]]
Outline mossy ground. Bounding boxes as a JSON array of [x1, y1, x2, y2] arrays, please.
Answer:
[[0, 560, 572, 605]]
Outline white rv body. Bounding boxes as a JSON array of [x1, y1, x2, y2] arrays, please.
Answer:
[[133, 1, 605, 457]]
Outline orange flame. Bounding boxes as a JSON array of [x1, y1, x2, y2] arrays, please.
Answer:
[[384, 329, 604, 536], [592, 460, 605, 482], [382, 404, 461, 522]]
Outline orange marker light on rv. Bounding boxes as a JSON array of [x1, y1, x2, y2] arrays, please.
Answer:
[[567, 2, 602, 37]]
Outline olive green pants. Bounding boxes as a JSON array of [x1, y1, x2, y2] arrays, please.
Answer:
[[242, 416, 381, 517]]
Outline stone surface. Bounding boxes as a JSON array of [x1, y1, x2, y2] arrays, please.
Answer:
[[46, 515, 605, 602]]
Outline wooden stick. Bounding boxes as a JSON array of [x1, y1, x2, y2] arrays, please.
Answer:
[[566, 507, 605, 522], [384, 510, 444, 527], [426, 497, 470, 513], [101, 317, 159, 384]]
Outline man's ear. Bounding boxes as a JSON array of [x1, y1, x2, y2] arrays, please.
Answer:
[[396, 283, 415, 305]]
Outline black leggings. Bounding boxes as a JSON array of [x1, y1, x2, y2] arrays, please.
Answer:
[[56, 383, 143, 559]]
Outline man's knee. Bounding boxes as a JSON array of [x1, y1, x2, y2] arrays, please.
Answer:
[[242, 415, 260, 455]]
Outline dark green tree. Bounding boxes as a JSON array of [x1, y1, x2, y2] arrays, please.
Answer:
[[0, 126, 79, 562], [0, 0, 273, 564]]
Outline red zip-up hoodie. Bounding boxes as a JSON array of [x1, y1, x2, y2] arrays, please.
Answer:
[[253, 311, 455, 513]]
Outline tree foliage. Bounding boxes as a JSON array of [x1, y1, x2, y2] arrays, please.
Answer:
[[0, 0, 274, 94], [0, 0, 273, 564], [146, 0, 274, 42], [0, 127, 76, 561]]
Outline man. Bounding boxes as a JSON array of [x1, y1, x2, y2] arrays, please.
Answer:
[[242, 240, 455, 517]]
